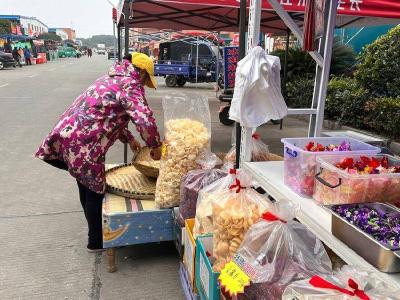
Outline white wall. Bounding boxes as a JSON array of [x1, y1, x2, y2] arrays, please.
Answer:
[[55, 29, 68, 40], [19, 17, 48, 37]]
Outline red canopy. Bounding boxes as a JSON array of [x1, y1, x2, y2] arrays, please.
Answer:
[[117, 0, 400, 31]]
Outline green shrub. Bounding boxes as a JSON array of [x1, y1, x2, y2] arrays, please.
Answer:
[[285, 77, 314, 108], [364, 98, 400, 139], [325, 77, 368, 128], [355, 25, 400, 97]]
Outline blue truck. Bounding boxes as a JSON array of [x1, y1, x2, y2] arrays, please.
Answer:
[[154, 40, 223, 87]]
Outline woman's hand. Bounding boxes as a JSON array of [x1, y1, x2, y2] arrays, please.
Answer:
[[150, 147, 162, 160], [129, 138, 141, 153]]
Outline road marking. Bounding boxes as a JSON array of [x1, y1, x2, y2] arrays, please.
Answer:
[[0, 83, 10, 88], [28, 74, 38, 78]]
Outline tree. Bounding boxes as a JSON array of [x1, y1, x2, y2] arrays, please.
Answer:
[[77, 35, 116, 48], [355, 25, 400, 97], [0, 19, 11, 35], [38, 32, 62, 42], [271, 38, 356, 80]]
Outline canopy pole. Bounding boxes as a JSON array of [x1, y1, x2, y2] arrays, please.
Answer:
[[235, 0, 247, 169], [196, 36, 199, 86], [117, 25, 121, 61], [113, 21, 117, 62], [313, 0, 338, 136], [123, 2, 130, 163], [216, 31, 220, 98]]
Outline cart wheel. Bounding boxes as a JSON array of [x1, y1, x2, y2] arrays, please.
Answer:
[[177, 78, 186, 87], [270, 119, 281, 125], [165, 75, 177, 87], [219, 106, 234, 126]]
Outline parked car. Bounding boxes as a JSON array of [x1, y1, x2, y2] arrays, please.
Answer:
[[107, 48, 117, 60], [58, 47, 78, 58], [0, 51, 17, 69]]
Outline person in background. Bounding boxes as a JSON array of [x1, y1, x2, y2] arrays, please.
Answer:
[[35, 53, 161, 252], [18, 47, 25, 65], [12, 47, 22, 67], [24, 46, 32, 65]]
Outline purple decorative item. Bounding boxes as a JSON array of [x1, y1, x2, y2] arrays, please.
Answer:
[[332, 204, 400, 249]]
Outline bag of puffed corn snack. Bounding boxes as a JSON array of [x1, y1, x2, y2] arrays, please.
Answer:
[[212, 169, 274, 272], [155, 94, 211, 208]]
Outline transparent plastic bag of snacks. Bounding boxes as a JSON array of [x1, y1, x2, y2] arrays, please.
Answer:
[[155, 94, 211, 208], [212, 169, 274, 272], [193, 169, 237, 239], [178, 151, 227, 224], [223, 132, 269, 170], [282, 265, 400, 300], [235, 202, 332, 300]]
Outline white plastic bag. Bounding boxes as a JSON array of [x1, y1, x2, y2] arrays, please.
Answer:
[[234, 202, 332, 300], [282, 265, 400, 300], [155, 94, 211, 208], [178, 151, 227, 223], [229, 46, 287, 128]]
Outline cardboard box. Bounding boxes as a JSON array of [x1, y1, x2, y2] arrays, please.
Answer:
[[183, 218, 197, 291], [195, 235, 220, 300]]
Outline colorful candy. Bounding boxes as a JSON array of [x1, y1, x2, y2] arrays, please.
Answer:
[[332, 204, 400, 249]]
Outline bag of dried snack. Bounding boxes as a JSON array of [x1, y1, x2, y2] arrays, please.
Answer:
[[233, 202, 332, 300], [283, 265, 400, 300], [155, 94, 211, 208], [193, 168, 237, 239], [178, 151, 227, 224], [212, 169, 273, 272], [223, 132, 270, 170]]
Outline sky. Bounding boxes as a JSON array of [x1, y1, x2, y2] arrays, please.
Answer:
[[0, 0, 119, 38]]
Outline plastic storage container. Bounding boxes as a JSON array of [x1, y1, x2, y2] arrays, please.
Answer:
[[314, 154, 400, 205], [282, 137, 380, 198]]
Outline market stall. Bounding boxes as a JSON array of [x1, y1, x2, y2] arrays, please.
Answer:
[[106, 1, 400, 299]]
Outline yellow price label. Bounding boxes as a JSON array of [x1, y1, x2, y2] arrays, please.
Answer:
[[161, 142, 167, 158], [219, 261, 250, 297]]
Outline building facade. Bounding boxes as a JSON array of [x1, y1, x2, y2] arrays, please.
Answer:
[[0, 15, 48, 37], [60, 28, 76, 41], [48, 28, 69, 40]]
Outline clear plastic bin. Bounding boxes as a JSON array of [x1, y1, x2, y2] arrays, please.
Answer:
[[314, 154, 400, 205], [281, 137, 380, 198]]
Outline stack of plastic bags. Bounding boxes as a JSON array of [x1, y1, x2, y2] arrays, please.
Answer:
[[178, 151, 227, 225], [282, 265, 400, 299]]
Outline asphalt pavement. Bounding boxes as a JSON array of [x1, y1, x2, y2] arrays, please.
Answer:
[[0, 55, 308, 299]]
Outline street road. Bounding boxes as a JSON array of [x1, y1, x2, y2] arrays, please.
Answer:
[[0, 55, 307, 299]]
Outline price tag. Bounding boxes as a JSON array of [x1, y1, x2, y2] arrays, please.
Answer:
[[219, 261, 250, 297]]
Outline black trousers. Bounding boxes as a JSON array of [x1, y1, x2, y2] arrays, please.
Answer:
[[45, 159, 104, 248], [76, 180, 104, 249], [25, 58, 32, 65]]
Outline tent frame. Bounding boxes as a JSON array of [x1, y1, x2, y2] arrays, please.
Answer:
[[238, 0, 338, 164]]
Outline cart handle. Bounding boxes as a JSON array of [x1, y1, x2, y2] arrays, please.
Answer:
[[285, 147, 298, 158], [315, 169, 342, 189]]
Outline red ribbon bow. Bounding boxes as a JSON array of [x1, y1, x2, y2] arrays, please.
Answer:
[[229, 178, 244, 193], [252, 132, 260, 140], [309, 276, 370, 300], [261, 212, 287, 223], [229, 168, 237, 175]]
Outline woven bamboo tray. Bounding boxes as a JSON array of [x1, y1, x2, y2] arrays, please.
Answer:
[[105, 163, 156, 199], [132, 147, 160, 179]]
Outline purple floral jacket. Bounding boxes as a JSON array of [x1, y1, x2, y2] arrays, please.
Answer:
[[36, 59, 161, 193]]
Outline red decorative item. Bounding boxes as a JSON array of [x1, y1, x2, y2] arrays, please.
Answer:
[[229, 178, 244, 193], [252, 132, 260, 140], [309, 276, 370, 300], [303, 0, 316, 51], [261, 212, 287, 223]]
